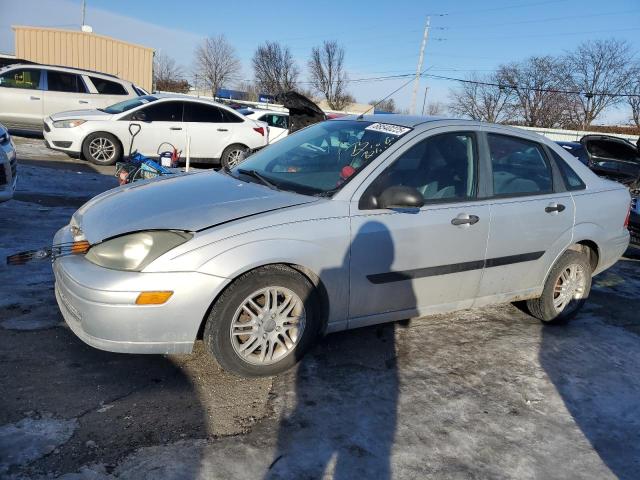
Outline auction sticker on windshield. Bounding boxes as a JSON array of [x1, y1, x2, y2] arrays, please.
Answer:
[[365, 123, 412, 136]]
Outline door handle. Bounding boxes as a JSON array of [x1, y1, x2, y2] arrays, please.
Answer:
[[451, 214, 480, 226], [79, 100, 89, 104], [217, 128, 228, 132], [170, 127, 182, 131], [30, 96, 40, 100], [545, 203, 566, 213]]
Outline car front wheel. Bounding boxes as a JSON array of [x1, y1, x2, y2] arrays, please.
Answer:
[[203, 265, 321, 377], [526, 250, 592, 324], [82, 132, 122, 166]]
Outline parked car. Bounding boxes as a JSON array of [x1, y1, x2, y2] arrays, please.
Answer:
[[44, 94, 268, 168], [0, 122, 17, 202], [53, 116, 630, 377], [0, 64, 145, 133], [558, 135, 639, 246], [240, 108, 290, 143]]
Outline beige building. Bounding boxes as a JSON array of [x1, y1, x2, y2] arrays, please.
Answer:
[[12, 25, 154, 91]]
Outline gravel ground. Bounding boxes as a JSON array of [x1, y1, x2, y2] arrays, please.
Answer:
[[1, 137, 639, 479]]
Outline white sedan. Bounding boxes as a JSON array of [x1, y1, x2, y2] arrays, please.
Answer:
[[44, 94, 268, 168], [240, 108, 289, 143]]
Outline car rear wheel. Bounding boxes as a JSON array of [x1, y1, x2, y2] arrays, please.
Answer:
[[220, 144, 248, 170], [83, 132, 122, 166], [526, 250, 592, 324], [203, 265, 321, 377]]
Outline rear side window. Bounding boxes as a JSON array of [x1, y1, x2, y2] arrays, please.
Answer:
[[140, 101, 183, 121], [89, 76, 127, 95], [183, 102, 225, 122], [220, 108, 243, 123], [0, 68, 41, 89], [550, 149, 586, 191], [488, 134, 552, 196], [47, 71, 87, 93]]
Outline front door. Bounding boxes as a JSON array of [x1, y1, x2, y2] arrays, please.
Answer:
[[128, 100, 186, 157], [348, 130, 490, 327], [476, 132, 575, 303], [0, 67, 44, 130]]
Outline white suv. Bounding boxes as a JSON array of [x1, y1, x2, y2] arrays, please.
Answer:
[[0, 64, 145, 133]]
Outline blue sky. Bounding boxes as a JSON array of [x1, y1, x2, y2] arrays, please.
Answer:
[[1, 0, 639, 123]]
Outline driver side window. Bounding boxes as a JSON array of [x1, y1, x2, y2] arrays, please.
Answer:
[[362, 131, 477, 208]]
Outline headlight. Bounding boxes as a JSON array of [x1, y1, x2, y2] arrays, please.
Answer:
[[85, 231, 192, 271], [53, 119, 86, 128]]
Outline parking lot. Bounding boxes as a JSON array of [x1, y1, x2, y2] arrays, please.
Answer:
[[1, 136, 640, 479]]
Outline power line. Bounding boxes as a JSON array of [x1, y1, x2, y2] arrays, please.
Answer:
[[423, 73, 640, 98]]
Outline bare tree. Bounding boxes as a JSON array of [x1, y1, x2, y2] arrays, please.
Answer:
[[626, 66, 640, 128], [425, 101, 445, 116], [496, 56, 573, 128], [153, 52, 189, 93], [252, 41, 299, 95], [369, 98, 397, 113], [194, 35, 241, 98], [308, 41, 351, 110], [563, 39, 635, 128], [448, 73, 513, 123]]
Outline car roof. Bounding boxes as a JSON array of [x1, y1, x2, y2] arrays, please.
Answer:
[[151, 94, 242, 111], [3, 63, 125, 81]]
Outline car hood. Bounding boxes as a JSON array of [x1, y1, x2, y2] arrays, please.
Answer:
[[50, 109, 113, 121], [72, 171, 317, 243]]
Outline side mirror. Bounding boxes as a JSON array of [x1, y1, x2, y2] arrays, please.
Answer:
[[132, 111, 148, 122], [378, 185, 424, 209]]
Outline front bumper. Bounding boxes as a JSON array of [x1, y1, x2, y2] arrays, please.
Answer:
[[43, 118, 83, 154], [53, 227, 228, 354]]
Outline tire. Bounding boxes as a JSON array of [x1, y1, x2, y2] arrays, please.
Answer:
[[203, 265, 321, 377], [220, 144, 249, 170], [82, 132, 122, 166], [526, 250, 592, 324]]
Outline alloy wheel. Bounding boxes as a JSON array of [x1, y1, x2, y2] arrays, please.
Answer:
[[552, 263, 587, 313], [88, 137, 116, 162], [229, 286, 306, 366]]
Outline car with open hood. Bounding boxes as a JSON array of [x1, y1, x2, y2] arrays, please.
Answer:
[[558, 135, 640, 246], [53, 116, 630, 377]]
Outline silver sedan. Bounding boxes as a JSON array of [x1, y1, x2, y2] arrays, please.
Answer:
[[53, 116, 630, 377]]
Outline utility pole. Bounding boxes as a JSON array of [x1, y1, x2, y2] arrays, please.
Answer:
[[81, 0, 86, 27], [410, 16, 430, 115]]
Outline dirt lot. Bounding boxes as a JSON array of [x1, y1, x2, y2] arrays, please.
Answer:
[[1, 136, 640, 479]]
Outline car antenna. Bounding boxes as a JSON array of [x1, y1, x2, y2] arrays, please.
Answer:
[[356, 66, 432, 120]]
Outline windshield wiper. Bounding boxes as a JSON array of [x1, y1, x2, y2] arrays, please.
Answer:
[[237, 169, 278, 190]]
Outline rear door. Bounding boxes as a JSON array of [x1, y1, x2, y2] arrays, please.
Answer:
[[349, 128, 491, 326], [183, 102, 231, 160], [126, 100, 186, 157], [475, 131, 575, 304], [43, 70, 95, 116], [0, 67, 44, 130]]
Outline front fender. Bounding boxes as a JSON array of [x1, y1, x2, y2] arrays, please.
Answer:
[[198, 238, 350, 327]]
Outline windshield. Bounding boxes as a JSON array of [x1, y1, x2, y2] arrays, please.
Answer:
[[230, 120, 412, 196], [101, 95, 158, 114]]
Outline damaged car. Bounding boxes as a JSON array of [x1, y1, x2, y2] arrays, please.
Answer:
[[51, 117, 630, 377], [558, 135, 640, 246]]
